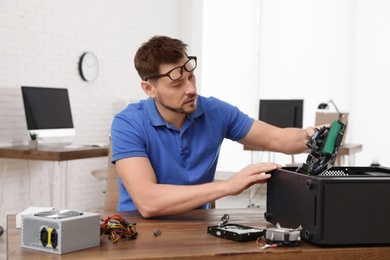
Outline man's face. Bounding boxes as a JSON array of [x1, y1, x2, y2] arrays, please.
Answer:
[[151, 57, 198, 115]]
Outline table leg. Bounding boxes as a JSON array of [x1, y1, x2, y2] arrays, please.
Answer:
[[0, 161, 7, 234], [335, 155, 345, 166], [56, 161, 70, 209]]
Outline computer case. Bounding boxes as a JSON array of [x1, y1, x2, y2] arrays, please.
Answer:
[[265, 166, 390, 246]]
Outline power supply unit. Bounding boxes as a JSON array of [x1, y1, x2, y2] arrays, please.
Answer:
[[21, 210, 100, 254]]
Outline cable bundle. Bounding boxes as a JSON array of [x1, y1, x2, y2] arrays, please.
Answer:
[[100, 214, 138, 243]]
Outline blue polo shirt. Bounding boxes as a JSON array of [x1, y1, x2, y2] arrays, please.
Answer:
[[111, 95, 254, 211]]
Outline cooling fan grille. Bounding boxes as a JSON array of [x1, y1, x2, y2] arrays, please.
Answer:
[[318, 170, 348, 176], [34, 210, 84, 219]]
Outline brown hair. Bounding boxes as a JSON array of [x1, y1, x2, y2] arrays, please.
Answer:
[[134, 35, 188, 81]]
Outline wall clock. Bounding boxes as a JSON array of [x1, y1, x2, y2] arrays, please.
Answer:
[[79, 52, 99, 81]]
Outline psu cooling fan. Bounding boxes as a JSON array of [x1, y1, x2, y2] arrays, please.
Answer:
[[34, 210, 84, 219]]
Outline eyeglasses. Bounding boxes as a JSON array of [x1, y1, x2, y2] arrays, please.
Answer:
[[144, 56, 197, 82]]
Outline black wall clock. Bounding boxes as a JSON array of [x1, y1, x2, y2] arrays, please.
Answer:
[[79, 52, 99, 81]]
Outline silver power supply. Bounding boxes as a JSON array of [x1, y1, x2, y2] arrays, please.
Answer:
[[21, 210, 100, 254]]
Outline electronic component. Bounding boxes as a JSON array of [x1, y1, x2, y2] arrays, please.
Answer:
[[296, 120, 347, 175], [207, 214, 263, 242], [21, 210, 100, 254], [263, 223, 302, 246], [208, 224, 264, 242], [100, 214, 138, 243], [218, 214, 229, 227], [153, 229, 161, 237]]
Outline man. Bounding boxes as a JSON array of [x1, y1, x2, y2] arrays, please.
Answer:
[[111, 35, 316, 218]]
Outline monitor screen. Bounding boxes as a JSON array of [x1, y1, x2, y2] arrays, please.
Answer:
[[21, 86, 75, 138], [259, 99, 303, 128]]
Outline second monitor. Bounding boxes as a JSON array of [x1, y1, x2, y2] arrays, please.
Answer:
[[259, 99, 303, 128]]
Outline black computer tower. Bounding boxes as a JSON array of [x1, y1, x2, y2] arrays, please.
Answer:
[[265, 166, 390, 245]]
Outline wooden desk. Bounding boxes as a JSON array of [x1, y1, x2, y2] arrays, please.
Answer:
[[0, 144, 108, 161], [243, 143, 363, 166], [0, 144, 108, 210], [7, 208, 390, 259], [335, 143, 363, 166]]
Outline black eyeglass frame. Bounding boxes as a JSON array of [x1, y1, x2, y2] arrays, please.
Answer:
[[144, 56, 197, 82]]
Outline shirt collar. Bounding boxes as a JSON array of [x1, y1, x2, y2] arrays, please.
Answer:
[[144, 97, 205, 127]]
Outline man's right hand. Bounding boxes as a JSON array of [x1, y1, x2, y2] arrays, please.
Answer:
[[225, 162, 281, 196]]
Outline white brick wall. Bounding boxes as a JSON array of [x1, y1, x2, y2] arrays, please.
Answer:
[[0, 0, 183, 226]]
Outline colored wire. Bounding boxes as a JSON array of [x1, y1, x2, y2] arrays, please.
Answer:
[[100, 214, 138, 243]]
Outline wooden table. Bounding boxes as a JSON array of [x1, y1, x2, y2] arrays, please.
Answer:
[[335, 143, 363, 166], [0, 144, 109, 211], [243, 143, 363, 166], [7, 208, 390, 259], [0, 144, 108, 161]]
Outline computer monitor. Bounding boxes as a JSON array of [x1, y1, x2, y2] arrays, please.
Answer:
[[259, 99, 303, 128], [21, 86, 75, 138]]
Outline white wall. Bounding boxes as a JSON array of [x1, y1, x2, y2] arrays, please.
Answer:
[[203, 0, 390, 174], [256, 0, 354, 166], [201, 0, 261, 176], [0, 0, 185, 226], [351, 0, 390, 165]]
